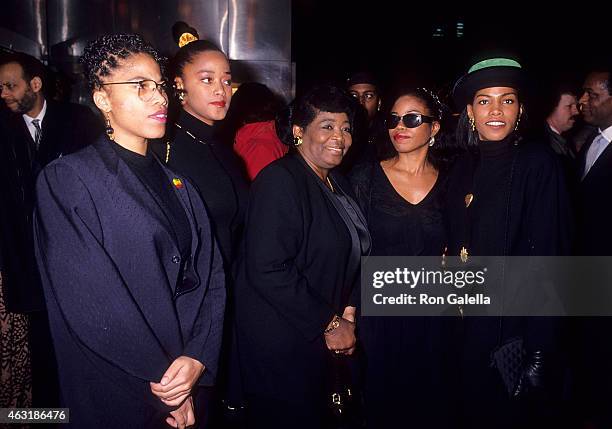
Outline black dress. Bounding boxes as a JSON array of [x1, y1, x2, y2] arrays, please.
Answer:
[[350, 162, 458, 428]]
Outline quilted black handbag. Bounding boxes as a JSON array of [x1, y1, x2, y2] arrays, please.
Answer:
[[490, 336, 526, 397]]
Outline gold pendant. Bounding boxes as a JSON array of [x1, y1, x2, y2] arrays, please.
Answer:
[[465, 193, 474, 208], [460, 247, 469, 263]]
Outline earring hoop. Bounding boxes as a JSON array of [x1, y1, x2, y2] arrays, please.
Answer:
[[514, 114, 521, 131], [428, 136, 435, 147], [294, 136, 303, 147]]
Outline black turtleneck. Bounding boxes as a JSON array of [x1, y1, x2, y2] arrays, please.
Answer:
[[112, 141, 192, 261], [469, 137, 515, 256], [161, 111, 248, 266]]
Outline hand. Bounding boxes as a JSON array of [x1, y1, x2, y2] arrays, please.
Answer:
[[513, 350, 545, 398], [166, 396, 195, 429], [151, 356, 205, 407], [324, 316, 356, 356], [342, 306, 356, 323]]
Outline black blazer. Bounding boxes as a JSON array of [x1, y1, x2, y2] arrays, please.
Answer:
[[576, 132, 612, 255], [33, 136, 225, 427], [0, 100, 102, 313], [234, 153, 366, 402]]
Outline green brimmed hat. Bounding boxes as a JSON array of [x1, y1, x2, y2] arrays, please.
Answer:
[[452, 57, 525, 108]]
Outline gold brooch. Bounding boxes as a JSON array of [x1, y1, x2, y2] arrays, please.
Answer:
[[465, 193, 474, 208]]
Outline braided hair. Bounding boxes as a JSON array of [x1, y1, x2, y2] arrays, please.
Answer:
[[80, 33, 165, 92]]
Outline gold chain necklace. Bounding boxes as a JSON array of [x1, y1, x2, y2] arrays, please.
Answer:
[[165, 122, 208, 163], [325, 176, 335, 193]]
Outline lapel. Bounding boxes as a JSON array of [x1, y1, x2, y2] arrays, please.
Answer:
[[293, 154, 368, 286], [582, 138, 612, 184], [38, 101, 64, 162], [578, 130, 601, 179], [11, 113, 36, 161], [157, 157, 204, 294], [93, 136, 178, 256], [88, 137, 187, 354]]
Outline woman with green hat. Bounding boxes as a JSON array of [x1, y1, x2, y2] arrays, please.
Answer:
[[446, 57, 571, 428]]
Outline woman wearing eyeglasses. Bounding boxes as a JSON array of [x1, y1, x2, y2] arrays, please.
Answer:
[[33, 34, 225, 429], [349, 88, 458, 428]]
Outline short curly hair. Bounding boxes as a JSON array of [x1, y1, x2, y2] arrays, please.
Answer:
[[275, 85, 357, 146], [80, 33, 165, 91]]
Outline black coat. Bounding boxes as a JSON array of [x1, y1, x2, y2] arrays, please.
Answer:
[[445, 138, 572, 426], [234, 153, 364, 406], [33, 136, 225, 428], [576, 131, 612, 255], [0, 100, 102, 313]]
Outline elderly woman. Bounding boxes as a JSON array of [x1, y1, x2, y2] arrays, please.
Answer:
[[234, 85, 370, 428], [447, 57, 571, 428], [33, 34, 225, 429]]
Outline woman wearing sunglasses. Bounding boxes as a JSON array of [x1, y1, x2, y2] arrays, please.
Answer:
[[349, 87, 458, 428], [447, 57, 571, 428], [33, 34, 225, 429]]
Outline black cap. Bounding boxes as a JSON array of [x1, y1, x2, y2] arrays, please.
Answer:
[[346, 71, 378, 88]]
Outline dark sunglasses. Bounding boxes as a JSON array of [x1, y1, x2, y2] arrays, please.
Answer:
[[386, 113, 435, 129]]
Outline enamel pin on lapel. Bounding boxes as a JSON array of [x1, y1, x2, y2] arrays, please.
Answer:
[[172, 178, 184, 189]]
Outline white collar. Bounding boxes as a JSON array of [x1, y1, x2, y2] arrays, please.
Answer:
[[23, 98, 47, 123], [547, 123, 561, 136], [599, 125, 612, 143]]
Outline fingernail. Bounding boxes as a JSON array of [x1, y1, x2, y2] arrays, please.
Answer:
[[161, 376, 169, 385]]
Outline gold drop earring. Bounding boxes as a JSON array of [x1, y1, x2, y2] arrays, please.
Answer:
[[105, 114, 115, 141], [469, 116, 476, 132]]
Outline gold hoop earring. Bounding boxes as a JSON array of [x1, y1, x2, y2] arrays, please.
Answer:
[[294, 136, 303, 147], [469, 116, 476, 132], [514, 115, 521, 131], [105, 115, 114, 141], [177, 90, 185, 103], [428, 136, 435, 147]]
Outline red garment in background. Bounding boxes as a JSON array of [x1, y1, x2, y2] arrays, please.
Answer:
[[234, 120, 288, 181]]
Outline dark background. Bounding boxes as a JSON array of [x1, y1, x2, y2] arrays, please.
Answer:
[[292, 0, 608, 107]]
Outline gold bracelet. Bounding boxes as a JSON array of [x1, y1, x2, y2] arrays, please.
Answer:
[[324, 315, 341, 334]]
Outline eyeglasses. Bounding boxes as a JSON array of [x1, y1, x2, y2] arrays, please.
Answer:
[[386, 113, 435, 129], [101, 79, 168, 102]]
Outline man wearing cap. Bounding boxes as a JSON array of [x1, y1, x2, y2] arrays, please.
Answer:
[[342, 71, 384, 170]]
